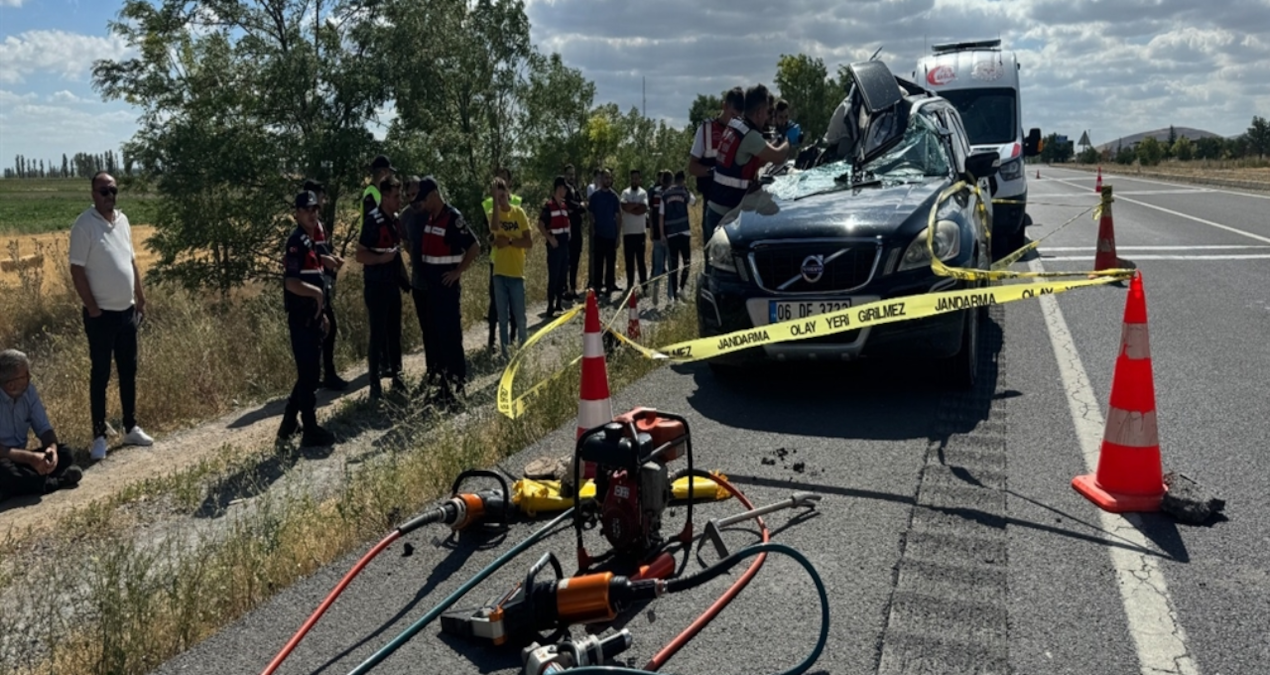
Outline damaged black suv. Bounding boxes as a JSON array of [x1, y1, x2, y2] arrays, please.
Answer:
[[696, 61, 999, 388]]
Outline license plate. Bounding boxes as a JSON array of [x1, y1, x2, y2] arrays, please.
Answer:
[[769, 299, 854, 323]]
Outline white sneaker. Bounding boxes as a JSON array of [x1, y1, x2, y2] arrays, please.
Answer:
[[122, 426, 154, 447], [90, 436, 108, 460]]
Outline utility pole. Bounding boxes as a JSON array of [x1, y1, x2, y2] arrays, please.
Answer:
[[642, 77, 646, 118]]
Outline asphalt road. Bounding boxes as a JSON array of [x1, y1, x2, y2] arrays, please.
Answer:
[[154, 167, 1270, 675]]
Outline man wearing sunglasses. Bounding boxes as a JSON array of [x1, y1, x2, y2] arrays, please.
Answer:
[[1, 349, 83, 500], [69, 172, 153, 461]]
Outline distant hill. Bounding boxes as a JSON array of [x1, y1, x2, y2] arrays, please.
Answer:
[[1096, 127, 1224, 152]]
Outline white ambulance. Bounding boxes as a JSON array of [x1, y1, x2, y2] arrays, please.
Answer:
[[915, 39, 1041, 255]]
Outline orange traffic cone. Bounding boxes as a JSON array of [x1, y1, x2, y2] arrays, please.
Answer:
[[1092, 185, 1124, 272], [1094, 165, 1103, 193], [1072, 271, 1166, 513], [626, 288, 641, 341], [577, 290, 612, 478]]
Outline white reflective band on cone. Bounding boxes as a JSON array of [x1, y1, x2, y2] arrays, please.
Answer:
[[1103, 409, 1160, 448], [1121, 323, 1151, 361], [583, 333, 604, 357], [577, 398, 611, 427]]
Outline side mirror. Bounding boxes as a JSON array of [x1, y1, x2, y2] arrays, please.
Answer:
[[1023, 128, 1042, 157], [964, 150, 1000, 183]]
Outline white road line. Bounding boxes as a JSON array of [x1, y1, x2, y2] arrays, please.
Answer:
[[1046, 170, 1270, 200], [1031, 189, 1212, 197], [1042, 254, 1270, 261], [1029, 257, 1199, 675], [1043, 245, 1270, 251], [1113, 194, 1270, 245]]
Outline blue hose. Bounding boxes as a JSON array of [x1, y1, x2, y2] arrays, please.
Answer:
[[566, 542, 830, 675], [345, 508, 575, 675]]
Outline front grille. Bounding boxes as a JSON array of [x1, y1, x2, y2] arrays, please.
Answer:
[[748, 240, 882, 294]]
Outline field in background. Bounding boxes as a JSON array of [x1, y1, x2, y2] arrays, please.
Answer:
[[0, 178, 160, 235], [1066, 160, 1270, 189]]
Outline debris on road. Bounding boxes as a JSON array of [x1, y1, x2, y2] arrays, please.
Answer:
[[1162, 472, 1226, 525]]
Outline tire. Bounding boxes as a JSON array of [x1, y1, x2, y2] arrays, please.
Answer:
[[942, 307, 979, 390]]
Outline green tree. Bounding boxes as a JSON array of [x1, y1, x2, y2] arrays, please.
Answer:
[[1172, 136, 1194, 161], [61, 154, 69, 178], [688, 93, 721, 129], [1164, 125, 1177, 159], [773, 54, 836, 145], [1136, 137, 1163, 166], [95, 0, 391, 291], [1194, 136, 1223, 160], [1115, 144, 1135, 165], [1077, 146, 1100, 164], [1040, 133, 1073, 163], [1247, 115, 1270, 159]]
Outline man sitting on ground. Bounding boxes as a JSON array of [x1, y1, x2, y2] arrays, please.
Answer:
[[1, 349, 83, 500]]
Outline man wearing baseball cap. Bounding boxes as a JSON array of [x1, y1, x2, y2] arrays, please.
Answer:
[[411, 177, 480, 404], [303, 179, 347, 390], [278, 190, 336, 447]]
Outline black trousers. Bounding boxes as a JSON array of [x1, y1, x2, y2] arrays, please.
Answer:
[[426, 279, 466, 388], [667, 235, 692, 298], [623, 233, 647, 291], [595, 236, 618, 293], [322, 276, 339, 380], [410, 287, 429, 374], [0, 445, 75, 499], [547, 234, 570, 309], [285, 311, 323, 427], [83, 306, 138, 439], [488, 262, 517, 346], [568, 219, 583, 292], [363, 281, 402, 387]]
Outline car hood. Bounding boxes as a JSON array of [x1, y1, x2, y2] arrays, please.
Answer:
[[723, 177, 950, 248]]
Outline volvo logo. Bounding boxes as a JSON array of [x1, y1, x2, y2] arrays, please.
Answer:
[[800, 255, 825, 283]]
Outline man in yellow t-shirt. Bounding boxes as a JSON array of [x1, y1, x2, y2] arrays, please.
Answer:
[[483, 168, 522, 350], [490, 177, 533, 356]]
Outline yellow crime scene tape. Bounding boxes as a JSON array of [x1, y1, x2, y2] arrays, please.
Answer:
[[497, 179, 1133, 419]]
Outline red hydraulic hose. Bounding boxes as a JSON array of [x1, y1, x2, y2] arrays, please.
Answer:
[[644, 473, 768, 671], [260, 530, 401, 675]]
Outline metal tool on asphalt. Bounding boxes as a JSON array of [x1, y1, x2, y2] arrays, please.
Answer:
[[439, 552, 666, 646], [571, 408, 695, 572], [522, 629, 633, 674], [261, 469, 512, 675], [703, 491, 822, 558]]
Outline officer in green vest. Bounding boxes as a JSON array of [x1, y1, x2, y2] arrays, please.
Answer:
[[362, 154, 397, 376]]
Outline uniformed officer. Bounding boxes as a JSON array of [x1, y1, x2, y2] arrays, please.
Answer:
[[413, 176, 480, 404], [362, 155, 397, 377], [303, 179, 348, 391], [707, 84, 790, 239], [536, 175, 571, 315], [278, 191, 336, 447], [356, 176, 406, 400]]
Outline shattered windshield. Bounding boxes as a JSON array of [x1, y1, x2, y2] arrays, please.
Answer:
[[769, 111, 951, 201]]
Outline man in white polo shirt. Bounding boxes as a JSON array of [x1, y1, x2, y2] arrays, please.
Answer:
[[69, 172, 153, 460], [619, 169, 649, 296]]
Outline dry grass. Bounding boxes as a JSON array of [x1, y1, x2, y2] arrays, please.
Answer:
[[1067, 159, 1270, 188], [0, 209, 703, 675]]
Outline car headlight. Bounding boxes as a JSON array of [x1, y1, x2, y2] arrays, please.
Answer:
[[999, 157, 1023, 181], [898, 219, 961, 271], [706, 227, 737, 273]]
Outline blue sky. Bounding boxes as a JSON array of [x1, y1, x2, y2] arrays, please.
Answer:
[[2, 0, 1268, 172]]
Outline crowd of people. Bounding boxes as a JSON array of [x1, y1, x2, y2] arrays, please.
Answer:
[[0, 82, 805, 502]]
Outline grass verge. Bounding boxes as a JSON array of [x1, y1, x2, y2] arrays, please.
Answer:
[[0, 295, 699, 675]]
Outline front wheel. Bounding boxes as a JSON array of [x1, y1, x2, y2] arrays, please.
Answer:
[[940, 308, 979, 390]]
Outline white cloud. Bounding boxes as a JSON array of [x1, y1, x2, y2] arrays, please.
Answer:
[[48, 89, 92, 104], [0, 0, 27, 8], [0, 29, 133, 84], [524, 0, 1270, 143], [0, 99, 136, 164]]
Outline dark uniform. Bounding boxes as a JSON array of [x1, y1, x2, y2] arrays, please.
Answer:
[[419, 201, 478, 397], [311, 219, 342, 385], [540, 196, 571, 313], [564, 181, 586, 297], [359, 204, 405, 396], [280, 192, 333, 444]]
